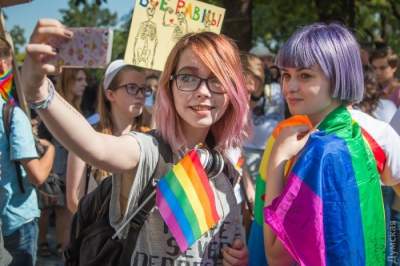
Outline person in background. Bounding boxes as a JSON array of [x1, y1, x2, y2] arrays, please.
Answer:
[[37, 68, 88, 257], [0, 36, 55, 266], [241, 53, 285, 183], [355, 65, 397, 122], [144, 73, 159, 108], [370, 46, 400, 107], [66, 60, 153, 214]]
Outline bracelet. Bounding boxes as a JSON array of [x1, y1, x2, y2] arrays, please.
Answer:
[[29, 79, 55, 110]]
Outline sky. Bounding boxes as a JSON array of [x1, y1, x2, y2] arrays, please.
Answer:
[[3, 0, 135, 45]]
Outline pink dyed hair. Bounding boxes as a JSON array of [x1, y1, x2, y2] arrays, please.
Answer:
[[154, 32, 250, 153]]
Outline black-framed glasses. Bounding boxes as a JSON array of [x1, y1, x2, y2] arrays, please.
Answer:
[[170, 74, 226, 94], [114, 83, 153, 97]]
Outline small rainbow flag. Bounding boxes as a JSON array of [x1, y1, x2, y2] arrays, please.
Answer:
[[0, 69, 15, 104], [248, 108, 387, 266], [156, 149, 220, 252]]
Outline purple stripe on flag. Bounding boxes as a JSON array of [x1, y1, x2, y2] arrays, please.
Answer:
[[264, 173, 326, 266], [156, 187, 189, 251]]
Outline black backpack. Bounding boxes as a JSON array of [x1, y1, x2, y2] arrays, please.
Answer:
[[64, 131, 173, 266]]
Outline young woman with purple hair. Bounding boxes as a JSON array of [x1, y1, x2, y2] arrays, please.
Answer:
[[263, 23, 386, 265]]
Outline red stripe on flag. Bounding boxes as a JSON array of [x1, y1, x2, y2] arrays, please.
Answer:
[[361, 128, 386, 173]]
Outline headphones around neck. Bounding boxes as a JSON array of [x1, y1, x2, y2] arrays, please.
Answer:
[[195, 148, 225, 179]]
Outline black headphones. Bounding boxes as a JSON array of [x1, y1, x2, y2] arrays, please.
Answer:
[[195, 148, 225, 179]]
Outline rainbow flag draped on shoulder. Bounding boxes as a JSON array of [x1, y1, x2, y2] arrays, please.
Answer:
[[156, 149, 220, 252], [249, 107, 386, 266]]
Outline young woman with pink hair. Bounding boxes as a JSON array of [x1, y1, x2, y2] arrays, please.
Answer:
[[21, 19, 249, 265]]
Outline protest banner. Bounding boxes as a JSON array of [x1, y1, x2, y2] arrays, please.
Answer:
[[125, 0, 225, 71]]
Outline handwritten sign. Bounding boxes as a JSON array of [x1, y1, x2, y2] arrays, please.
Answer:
[[124, 0, 225, 71]]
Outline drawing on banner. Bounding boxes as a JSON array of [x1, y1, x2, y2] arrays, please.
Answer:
[[132, 0, 159, 68], [163, 7, 188, 42], [125, 0, 225, 71]]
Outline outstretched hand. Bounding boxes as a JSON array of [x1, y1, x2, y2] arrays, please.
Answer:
[[22, 19, 72, 101]]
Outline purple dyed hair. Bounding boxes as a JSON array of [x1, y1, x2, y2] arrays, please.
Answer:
[[276, 23, 364, 103]]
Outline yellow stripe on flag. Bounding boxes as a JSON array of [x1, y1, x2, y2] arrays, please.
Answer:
[[173, 164, 209, 234]]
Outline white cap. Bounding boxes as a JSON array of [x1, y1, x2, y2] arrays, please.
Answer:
[[250, 42, 272, 57], [103, 59, 128, 90]]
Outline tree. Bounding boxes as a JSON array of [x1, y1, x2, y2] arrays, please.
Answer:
[[74, 0, 107, 5], [9, 25, 25, 54], [70, 0, 400, 57], [111, 10, 132, 60], [60, 0, 117, 27], [221, 0, 252, 51]]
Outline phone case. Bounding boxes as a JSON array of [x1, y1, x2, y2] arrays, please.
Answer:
[[49, 28, 113, 69]]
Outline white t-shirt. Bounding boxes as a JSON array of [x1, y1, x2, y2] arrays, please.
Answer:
[[373, 99, 397, 123], [109, 132, 245, 265], [390, 107, 400, 134], [350, 109, 400, 185]]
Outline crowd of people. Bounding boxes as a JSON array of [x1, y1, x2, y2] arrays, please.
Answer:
[[0, 15, 400, 266]]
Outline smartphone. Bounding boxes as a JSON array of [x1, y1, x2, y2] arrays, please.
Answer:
[[48, 27, 113, 69]]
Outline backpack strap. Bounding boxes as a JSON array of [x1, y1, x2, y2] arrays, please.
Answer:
[[2, 103, 25, 193], [84, 165, 92, 196], [118, 130, 173, 266]]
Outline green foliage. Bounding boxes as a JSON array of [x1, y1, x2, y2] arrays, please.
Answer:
[[251, 0, 400, 54], [9, 25, 25, 54], [60, 0, 117, 27], [252, 1, 318, 53], [111, 10, 132, 60], [354, 0, 400, 53]]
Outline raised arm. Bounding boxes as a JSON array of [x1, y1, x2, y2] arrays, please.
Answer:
[[21, 19, 140, 173]]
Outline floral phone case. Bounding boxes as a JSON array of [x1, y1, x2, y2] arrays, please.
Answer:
[[48, 27, 113, 69]]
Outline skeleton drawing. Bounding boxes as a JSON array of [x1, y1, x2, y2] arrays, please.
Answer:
[[132, 2, 159, 68], [163, 7, 188, 42]]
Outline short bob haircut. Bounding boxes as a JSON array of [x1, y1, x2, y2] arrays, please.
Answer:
[[276, 23, 364, 103], [154, 32, 249, 153]]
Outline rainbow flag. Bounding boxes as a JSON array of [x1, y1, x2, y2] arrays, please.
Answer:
[[156, 149, 220, 252], [248, 108, 387, 266], [263, 106, 385, 265], [248, 115, 312, 266], [0, 69, 15, 104]]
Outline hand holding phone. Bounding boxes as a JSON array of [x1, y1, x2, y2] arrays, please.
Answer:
[[48, 27, 113, 69]]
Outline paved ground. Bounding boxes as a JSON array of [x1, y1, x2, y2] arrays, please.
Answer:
[[36, 226, 64, 266]]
